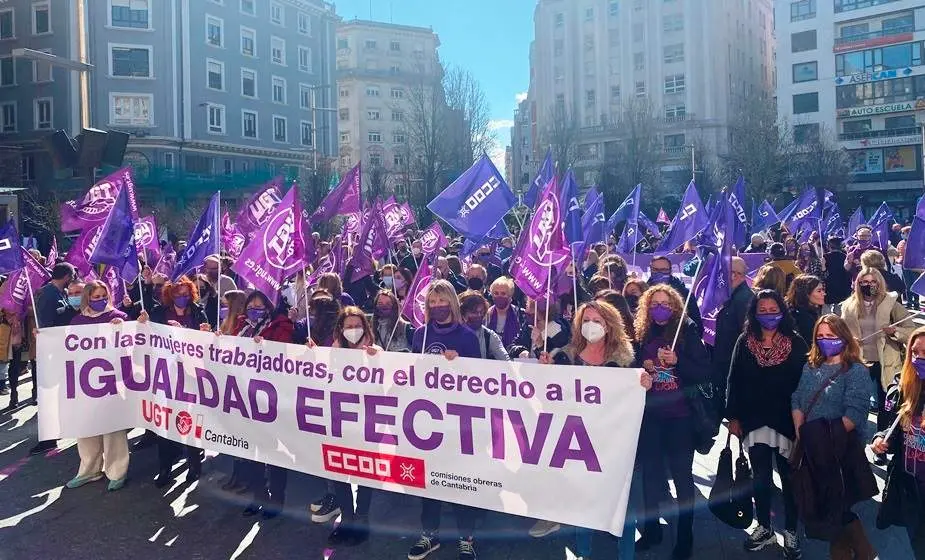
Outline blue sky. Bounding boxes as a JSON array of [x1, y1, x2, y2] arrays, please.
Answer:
[[334, 0, 534, 170]]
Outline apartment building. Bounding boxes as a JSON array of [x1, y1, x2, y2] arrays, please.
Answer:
[[510, 95, 535, 196]]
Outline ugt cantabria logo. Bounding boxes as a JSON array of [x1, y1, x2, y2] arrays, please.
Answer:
[[133, 220, 155, 247], [421, 230, 439, 253], [263, 207, 298, 272], [175, 411, 204, 438], [80, 182, 120, 217], [528, 197, 568, 268]]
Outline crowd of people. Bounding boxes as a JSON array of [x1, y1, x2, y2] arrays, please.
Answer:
[[3, 216, 925, 560]]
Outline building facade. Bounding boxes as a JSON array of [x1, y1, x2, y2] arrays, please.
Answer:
[[528, 0, 774, 191], [334, 19, 441, 198], [776, 0, 925, 219], [0, 0, 338, 210], [510, 96, 535, 197]]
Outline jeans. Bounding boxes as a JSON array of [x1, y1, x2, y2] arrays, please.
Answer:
[[0, 360, 8, 383], [749, 443, 797, 531], [574, 465, 643, 559], [332, 481, 372, 519], [638, 413, 695, 545], [420, 499, 477, 537]]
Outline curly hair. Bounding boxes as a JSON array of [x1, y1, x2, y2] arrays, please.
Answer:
[[785, 274, 822, 311], [634, 284, 685, 345], [161, 276, 200, 308], [568, 300, 632, 361]]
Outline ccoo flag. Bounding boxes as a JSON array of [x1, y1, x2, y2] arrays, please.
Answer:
[[510, 177, 570, 298], [523, 148, 553, 210], [728, 177, 749, 249], [783, 187, 824, 234], [560, 169, 584, 250], [655, 181, 708, 254], [694, 193, 735, 345], [428, 154, 517, 241], [88, 184, 140, 283], [59, 168, 133, 232], [752, 199, 780, 234], [172, 192, 220, 281], [237, 178, 283, 235], [311, 163, 361, 223], [869, 202, 894, 250], [638, 212, 662, 239], [606, 184, 641, 236], [0, 249, 50, 316], [401, 258, 433, 328]]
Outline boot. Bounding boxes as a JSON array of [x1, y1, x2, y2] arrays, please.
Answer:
[[845, 519, 876, 560], [635, 520, 663, 552]]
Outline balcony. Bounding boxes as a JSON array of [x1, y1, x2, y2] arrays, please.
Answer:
[[132, 165, 280, 191], [835, 0, 900, 14], [834, 25, 915, 52], [838, 126, 919, 141]]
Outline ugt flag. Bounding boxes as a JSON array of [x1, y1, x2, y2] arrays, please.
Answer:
[[172, 193, 220, 281], [420, 222, 448, 258], [311, 163, 361, 224], [523, 148, 553, 210], [655, 181, 708, 254], [221, 212, 248, 260], [134, 215, 160, 263], [233, 186, 309, 302], [0, 249, 50, 316], [401, 258, 432, 328], [428, 154, 516, 241], [89, 184, 140, 283], [510, 177, 570, 298], [59, 167, 132, 232], [66, 225, 104, 278], [238, 178, 283, 235], [902, 197, 925, 271], [0, 221, 24, 274], [606, 184, 641, 236]]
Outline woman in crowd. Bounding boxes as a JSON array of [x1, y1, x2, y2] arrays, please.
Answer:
[[533, 300, 651, 560], [598, 254, 629, 291], [726, 289, 807, 559], [141, 277, 210, 488], [769, 243, 801, 289], [623, 278, 648, 315], [509, 297, 571, 360], [898, 225, 922, 310], [303, 290, 341, 346], [791, 315, 876, 559], [322, 306, 381, 546], [797, 231, 825, 278], [318, 272, 355, 308], [860, 249, 906, 304], [839, 267, 912, 434], [219, 290, 247, 335], [408, 279, 481, 560], [485, 276, 521, 348], [594, 289, 636, 340], [583, 249, 600, 280], [195, 273, 220, 329], [459, 290, 510, 360], [587, 275, 611, 297], [65, 281, 130, 491], [871, 326, 925, 558], [371, 289, 412, 352], [786, 274, 825, 343], [753, 264, 787, 296], [634, 285, 711, 559]]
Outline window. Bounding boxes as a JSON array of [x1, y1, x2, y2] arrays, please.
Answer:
[[0, 57, 12, 87], [206, 16, 223, 47], [0, 102, 16, 133], [390, 40, 401, 52], [272, 76, 286, 103], [270, 2, 283, 25], [299, 46, 312, 72], [300, 121, 313, 146], [223, 159, 232, 176], [609, 0, 619, 16], [665, 103, 686, 119], [836, 77, 916, 108], [664, 73, 685, 93], [165, 153, 175, 169], [110, 93, 153, 126], [393, 132, 405, 144], [366, 85, 380, 97], [32, 2, 50, 35], [792, 61, 818, 83], [111, 0, 150, 29], [793, 123, 820, 145], [554, 13, 564, 27], [298, 12, 310, 35], [273, 116, 287, 142], [340, 131, 349, 143], [241, 68, 256, 97], [633, 52, 644, 71], [663, 14, 683, 32], [207, 59, 224, 90], [33, 49, 52, 82], [368, 131, 382, 143], [790, 0, 815, 21], [186, 155, 212, 174], [835, 42, 924, 77], [339, 88, 349, 98], [240, 27, 256, 56], [300, 84, 311, 109], [242, 110, 258, 138], [610, 85, 621, 101], [634, 80, 646, 95], [792, 92, 819, 114], [0, 9, 13, 39], [389, 63, 401, 74], [840, 22, 869, 39], [364, 39, 377, 50], [843, 119, 871, 133], [22, 154, 34, 181], [882, 14, 914, 34], [240, 0, 255, 16], [791, 30, 816, 53], [110, 45, 152, 78], [337, 38, 348, 49], [390, 87, 403, 99], [208, 104, 225, 134], [34, 98, 52, 130], [585, 89, 596, 107], [585, 7, 594, 21], [394, 154, 404, 167], [664, 43, 684, 63], [664, 134, 685, 149], [369, 153, 382, 167], [836, 0, 900, 13], [271, 37, 285, 65], [885, 114, 916, 129], [339, 108, 349, 121], [367, 110, 380, 120]]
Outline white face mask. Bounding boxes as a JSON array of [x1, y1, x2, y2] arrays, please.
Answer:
[[343, 327, 365, 345], [581, 321, 606, 344]]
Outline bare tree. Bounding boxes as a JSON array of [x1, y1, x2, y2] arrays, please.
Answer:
[[151, 201, 205, 241], [720, 95, 791, 202], [442, 66, 494, 170], [403, 62, 448, 214], [597, 97, 662, 207], [365, 162, 391, 202], [787, 124, 853, 193], [540, 102, 581, 170], [20, 186, 62, 237]]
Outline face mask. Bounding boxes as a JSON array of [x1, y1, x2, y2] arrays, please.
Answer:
[[174, 295, 191, 309], [247, 308, 267, 323], [68, 295, 82, 309], [817, 337, 846, 357], [376, 304, 394, 318], [219, 305, 229, 321], [89, 299, 108, 312], [581, 321, 606, 344], [756, 313, 783, 330], [465, 316, 483, 331], [412, 247, 422, 257], [207, 270, 219, 281], [860, 284, 877, 298], [467, 277, 484, 291], [858, 239, 871, 248], [625, 295, 640, 309], [343, 327, 365, 345], [153, 285, 163, 301], [912, 356, 925, 380], [649, 272, 670, 285], [393, 277, 406, 290], [382, 276, 394, 288], [493, 295, 510, 309], [430, 304, 452, 323], [650, 304, 674, 324]]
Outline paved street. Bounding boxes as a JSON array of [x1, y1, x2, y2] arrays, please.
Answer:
[[0, 374, 914, 560]]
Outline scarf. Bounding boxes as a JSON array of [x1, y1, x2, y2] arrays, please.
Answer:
[[746, 333, 792, 368], [239, 316, 270, 338], [487, 305, 520, 347]]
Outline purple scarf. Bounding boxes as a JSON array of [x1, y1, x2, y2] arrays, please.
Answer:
[[488, 305, 520, 347]]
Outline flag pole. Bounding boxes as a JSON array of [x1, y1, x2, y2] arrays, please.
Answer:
[[543, 246, 553, 354], [26, 274, 41, 334], [671, 253, 704, 352], [216, 190, 222, 329], [571, 251, 579, 320]]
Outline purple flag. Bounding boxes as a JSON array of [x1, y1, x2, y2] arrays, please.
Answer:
[[421, 222, 449, 258], [510, 177, 570, 298], [88, 184, 140, 283], [59, 168, 131, 232], [606, 184, 641, 237], [382, 197, 408, 242], [728, 177, 748, 249], [869, 202, 894, 250], [134, 215, 160, 264], [523, 148, 553, 210], [311, 163, 361, 223], [399, 202, 417, 228], [560, 169, 583, 247], [783, 187, 824, 234], [639, 212, 662, 239], [0, 221, 23, 274], [0, 249, 50, 316], [694, 193, 735, 345], [347, 200, 389, 281], [65, 225, 104, 277], [583, 187, 599, 212], [221, 211, 248, 259], [428, 154, 517, 241], [752, 199, 780, 233], [238, 178, 283, 235], [574, 191, 605, 261], [902, 197, 925, 270], [307, 234, 343, 286], [344, 212, 363, 235], [172, 192, 221, 281], [46, 236, 58, 269], [233, 186, 308, 302], [656, 208, 671, 225], [101, 265, 126, 304], [401, 258, 432, 328], [655, 181, 708, 254], [823, 200, 845, 240], [154, 245, 176, 277], [847, 207, 865, 237], [616, 222, 641, 253]]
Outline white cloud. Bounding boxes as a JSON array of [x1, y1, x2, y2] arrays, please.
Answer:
[[515, 91, 528, 103], [488, 119, 515, 131]]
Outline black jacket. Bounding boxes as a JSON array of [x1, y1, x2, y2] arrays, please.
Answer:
[[725, 333, 808, 440], [824, 251, 851, 305], [509, 317, 571, 359], [874, 385, 924, 531], [148, 303, 209, 328], [790, 306, 820, 345], [635, 317, 711, 416], [712, 282, 753, 382]]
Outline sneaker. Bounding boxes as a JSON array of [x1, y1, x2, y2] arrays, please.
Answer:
[[311, 493, 342, 523], [744, 525, 776, 552], [310, 493, 331, 513], [28, 440, 56, 455], [0, 382, 9, 395], [457, 537, 477, 560], [783, 529, 802, 560], [407, 533, 440, 560], [66, 473, 103, 489], [528, 519, 561, 538]]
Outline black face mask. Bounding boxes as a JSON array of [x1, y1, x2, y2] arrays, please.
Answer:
[[625, 295, 640, 309], [467, 277, 484, 291], [860, 284, 877, 298]]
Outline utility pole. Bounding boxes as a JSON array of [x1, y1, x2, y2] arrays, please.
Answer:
[[310, 85, 338, 172]]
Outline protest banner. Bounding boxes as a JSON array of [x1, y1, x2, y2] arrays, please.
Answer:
[[37, 322, 645, 536]]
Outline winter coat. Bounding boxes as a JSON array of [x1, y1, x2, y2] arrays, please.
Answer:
[[874, 384, 925, 531], [149, 303, 209, 329], [232, 314, 295, 343], [840, 291, 912, 390]]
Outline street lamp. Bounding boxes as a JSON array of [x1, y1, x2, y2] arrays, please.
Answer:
[[309, 84, 338, 171]]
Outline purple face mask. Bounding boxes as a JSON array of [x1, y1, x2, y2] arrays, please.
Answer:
[[174, 295, 191, 309], [246, 308, 267, 323], [912, 356, 925, 380], [816, 337, 846, 357], [756, 313, 783, 331], [89, 299, 108, 312], [376, 304, 394, 318], [429, 305, 452, 323], [650, 304, 674, 324], [493, 295, 511, 309]]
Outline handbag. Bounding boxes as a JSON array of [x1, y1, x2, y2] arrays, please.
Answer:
[[708, 433, 754, 529], [685, 382, 721, 454], [790, 367, 846, 467]]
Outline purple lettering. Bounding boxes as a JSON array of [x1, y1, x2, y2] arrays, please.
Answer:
[[123, 355, 149, 391], [81, 358, 118, 398], [550, 415, 601, 472], [66, 361, 76, 399], [222, 376, 249, 418], [151, 357, 173, 399], [490, 408, 505, 459], [403, 399, 443, 451], [248, 379, 277, 423], [173, 362, 197, 404], [507, 410, 552, 466], [364, 395, 398, 445], [446, 403, 485, 455], [295, 387, 326, 435], [331, 391, 359, 437], [196, 368, 220, 408]]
